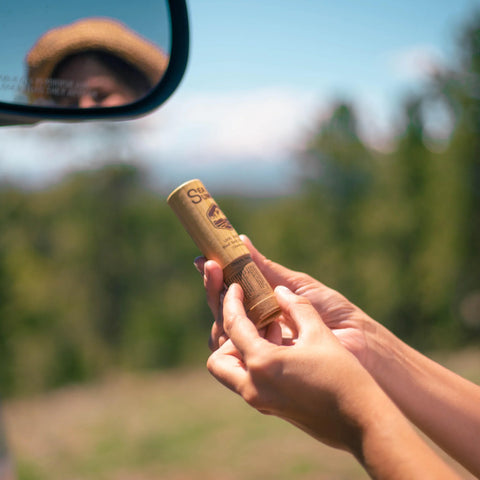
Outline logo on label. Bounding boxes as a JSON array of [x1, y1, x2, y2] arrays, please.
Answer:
[[207, 204, 232, 230]]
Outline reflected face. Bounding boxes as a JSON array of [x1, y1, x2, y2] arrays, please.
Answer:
[[53, 55, 139, 108]]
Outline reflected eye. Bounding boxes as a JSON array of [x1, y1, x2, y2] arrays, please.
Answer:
[[89, 89, 109, 104]]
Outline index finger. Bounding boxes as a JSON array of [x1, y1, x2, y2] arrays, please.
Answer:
[[240, 235, 307, 291]]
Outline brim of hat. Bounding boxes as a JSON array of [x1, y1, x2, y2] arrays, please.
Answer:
[[27, 17, 169, 88]]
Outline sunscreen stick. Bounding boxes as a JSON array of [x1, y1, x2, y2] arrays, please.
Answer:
[[167, 179, 280, 329]]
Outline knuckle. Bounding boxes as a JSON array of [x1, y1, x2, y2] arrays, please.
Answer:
[[247, 351, 269, 374], [261, 257, 275, 272], [206, 352, 217, 374], [241, 384, 273, 416], [223, 311, 243, 331], [259, 253, 270, 264], [247, 349, 281, 380], [283, 294, 313, 316], [241, 359, 280, 414], [293, 294, 313, 306], [241, 384, 261, 407]]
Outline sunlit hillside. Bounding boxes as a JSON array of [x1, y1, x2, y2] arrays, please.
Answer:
[[4, 354, 479, 480]]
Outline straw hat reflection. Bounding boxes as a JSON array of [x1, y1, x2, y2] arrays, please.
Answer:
[[26, 17, 169, 105]]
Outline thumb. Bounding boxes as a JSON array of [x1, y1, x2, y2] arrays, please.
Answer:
[[223, 283, 266, 358]]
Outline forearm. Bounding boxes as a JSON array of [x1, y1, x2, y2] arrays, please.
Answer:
[[283, 370, 459, 480], [289, 373, 461, 480], [367, 323, 480, 476], [358, 395, 460, 480]]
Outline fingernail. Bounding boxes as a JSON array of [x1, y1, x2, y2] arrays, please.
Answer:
[[275, 285, 292, 296], [193, 257, 204, 274], [227, 283, 242, 296], [241, 234, 253, 246]]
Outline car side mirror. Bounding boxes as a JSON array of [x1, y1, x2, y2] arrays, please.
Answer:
[[0, 0, 189, 126]]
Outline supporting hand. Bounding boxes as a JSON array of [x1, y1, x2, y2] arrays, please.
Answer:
[[206, 283, 460, 479]]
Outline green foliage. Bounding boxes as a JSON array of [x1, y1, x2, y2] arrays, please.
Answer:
[[0, 166, 210, 395]]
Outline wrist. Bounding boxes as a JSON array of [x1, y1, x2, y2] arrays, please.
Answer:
[[354, 390, 460, 479], [339, 371, 416, 464], [360, 317, 405, 385]]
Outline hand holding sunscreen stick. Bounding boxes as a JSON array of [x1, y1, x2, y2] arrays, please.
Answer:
[[167, 179, 280, 329]]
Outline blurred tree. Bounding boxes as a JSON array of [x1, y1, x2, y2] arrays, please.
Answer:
[[0, 164, 211, 395], [300, 101, 376, 299], [446, 10, 480, 334], [289, 11, 480, 348]]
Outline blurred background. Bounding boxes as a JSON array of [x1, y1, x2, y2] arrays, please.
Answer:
[[1, 1, 480, 479]]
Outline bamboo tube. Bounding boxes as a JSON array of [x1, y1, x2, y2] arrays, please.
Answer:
[[167, 179, 280, 329]]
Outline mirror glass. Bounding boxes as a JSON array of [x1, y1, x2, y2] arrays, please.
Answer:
[[0, 0, 171, 108]]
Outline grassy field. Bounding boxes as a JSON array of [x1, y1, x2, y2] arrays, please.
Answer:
[[3, 348, 480, 480]]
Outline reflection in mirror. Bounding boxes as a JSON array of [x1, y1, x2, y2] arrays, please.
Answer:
[[26, 18, 169, 108], [0, 1, 172, 109]]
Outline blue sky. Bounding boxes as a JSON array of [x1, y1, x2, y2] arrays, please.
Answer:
[[184, 0, 472, 94], [1, 0, 479, 194]]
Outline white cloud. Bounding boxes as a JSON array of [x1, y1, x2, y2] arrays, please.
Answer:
[[134, 87, 322, 162], [389, 44, 445, 82], [0, 87, 324, 189], [1, 86, 402, 190]]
